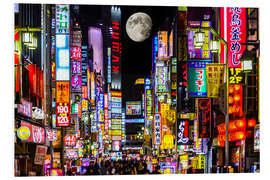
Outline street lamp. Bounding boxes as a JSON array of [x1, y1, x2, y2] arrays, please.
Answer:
[[210, 40, 219, 53]]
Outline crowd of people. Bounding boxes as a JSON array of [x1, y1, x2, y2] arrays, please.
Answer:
[[66, 159, 162, 175]]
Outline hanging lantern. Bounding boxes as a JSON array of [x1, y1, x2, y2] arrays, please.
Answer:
[[193, 31, 205, 49], [22, 32, 33, 45], [248, 118, 256, 128], [210, 40, 219, 53]]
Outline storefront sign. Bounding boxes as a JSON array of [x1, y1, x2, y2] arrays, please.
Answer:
[[177, 119, 189, 145], [220, 7, 246, 67], [197, 98, 211, 138], [17, 126, 31, 141], [188, 60, 211, 97], [154, 114, 161, 145], [20, 121, 45, 144], [229, 68, 245, 84], [206, 63, 225, 97], [46, 129, 57, 141], [17, 98, 32, 118], [34, 145, 47, 165]]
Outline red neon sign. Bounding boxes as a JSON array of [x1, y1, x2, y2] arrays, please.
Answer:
[[220, 7, 246, 67], [64, 135, 76, 146], [70, 47, 82, 60]]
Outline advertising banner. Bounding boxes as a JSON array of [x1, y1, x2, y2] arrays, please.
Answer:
[[34, 145, 47, 165], [188, 60, 211, 97], [206, 63, 225, 98], [126, 101, 141, 115], [197, 98, 211, 138], [177, 119, 189, 145], [56, 81, 69, 103], [20, 121, 45, 144]]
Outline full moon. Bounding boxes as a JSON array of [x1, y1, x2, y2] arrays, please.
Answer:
[[126, 12, 152, 42]]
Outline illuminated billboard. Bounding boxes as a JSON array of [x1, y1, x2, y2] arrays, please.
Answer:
[[111, 6, 121, 90], [56, 35, 70, 81], [187, 60, 211, 97], [155, 65, 169, 93], [157, 31, 168, 60], [19, 121, 45, 144], [55, 5, 69, 34], [126, 101, 141, 115], [220, 7, 246, 67]]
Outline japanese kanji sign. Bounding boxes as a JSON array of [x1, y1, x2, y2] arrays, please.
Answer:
[[56, 81, 69, 103], [188, 60, 211, 97], [221, 7, 246, 67], [154, 114, 161, 145], [206, 63, 225, 98], [56, 5, 69, 34]]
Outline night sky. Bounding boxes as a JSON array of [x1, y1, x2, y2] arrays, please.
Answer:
[[78, 5, 176, 100], [121, 5, 176, 77]]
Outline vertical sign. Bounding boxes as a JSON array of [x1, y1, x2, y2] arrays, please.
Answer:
[[154, 114, 161, 145], [221, 7, 246, 67], [111, 6, 121, 90], [177, 119, 189, 145], [188, 60, 211, 97], [55, 5, 69, 34], [206, 63, 225, 98], [157, 31, 168, 60], [155, 65, 169, 93], [197, 98, 211, 138], [200, 21, 211, 59]]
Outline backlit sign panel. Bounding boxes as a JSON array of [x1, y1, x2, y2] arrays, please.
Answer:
[[56, 81, 69, 103], [126, 101, 141, 115], [56, 5, 69, 34], [220, 7, 246, 67], [70, 47, 81, 60], [56, 103, 70, 127], [111, 6, 121, 90], [188, 60, 211, 97], [20, 121, 45, 144]]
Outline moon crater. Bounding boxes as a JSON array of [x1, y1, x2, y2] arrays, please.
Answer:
[[126, 12, 152, 42]]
